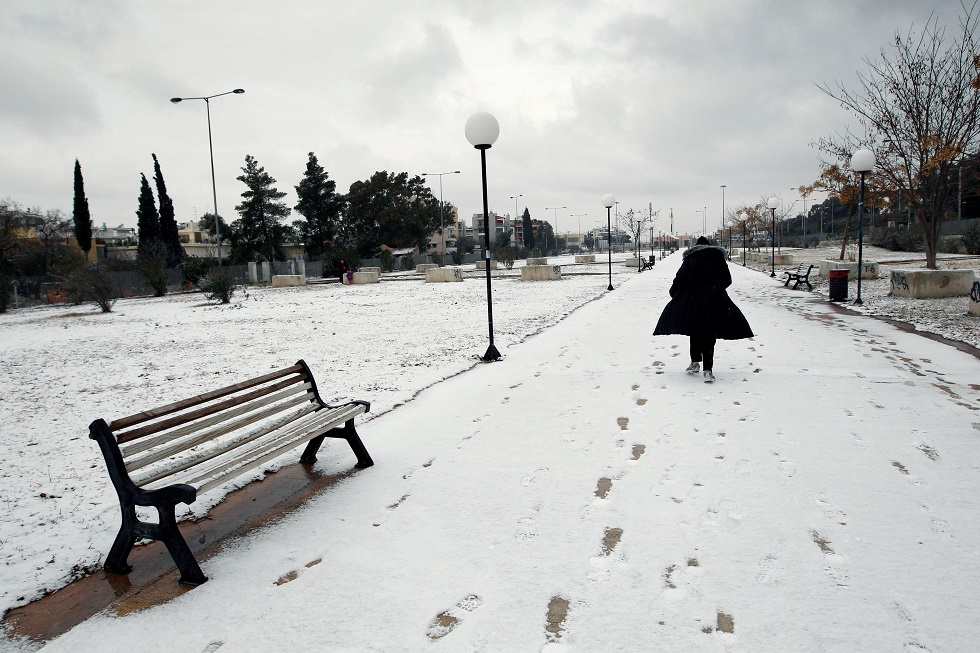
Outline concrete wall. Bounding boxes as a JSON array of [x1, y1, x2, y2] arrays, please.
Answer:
[[416, 263, 438, 273], [352, 271, 379, 284], [475, 260, 498, 270], [889, 269, 977, 298], [521, 265, 561, 281], [527, 257, 549, 266], [575, 255, 595, 263], [425, 267, 464, 282], [818, 260, 879, 279]]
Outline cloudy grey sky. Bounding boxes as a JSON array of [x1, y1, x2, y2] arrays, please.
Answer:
[[0, 0, 966, 237]]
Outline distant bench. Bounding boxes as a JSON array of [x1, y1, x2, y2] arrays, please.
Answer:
[[89, 360, 374, 585], [783, 264, 815, 290]]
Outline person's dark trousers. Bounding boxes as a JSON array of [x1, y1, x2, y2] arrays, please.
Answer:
[[690, 336, 716, 371]]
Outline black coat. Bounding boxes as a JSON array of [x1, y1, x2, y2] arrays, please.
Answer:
[[653, 245, 754, 340]]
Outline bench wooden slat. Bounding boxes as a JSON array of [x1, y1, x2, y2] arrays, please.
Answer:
[[125, 391, 314, 477], [116, 375, 307, 444], [110, 364, 306, 431], [179, 404, 365, 494], [130, 403, 320, 488], [121, 383, 313, 460]]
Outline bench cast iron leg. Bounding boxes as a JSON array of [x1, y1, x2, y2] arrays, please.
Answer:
[[301, 419, 374, 468], [104, 501, 138, 574], [158, 503, 208, 585]]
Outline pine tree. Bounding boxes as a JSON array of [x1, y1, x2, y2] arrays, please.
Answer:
[[294, 152, 343, 260], [152, 154, 183, 268], [73, 159, 92, 253], [522, 208, 534, 249], [234, 154, 291, 262], [136, 173, 161, 259]]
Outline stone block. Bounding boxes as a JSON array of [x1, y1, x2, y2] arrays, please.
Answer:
[[416, 263, 438, 273], [772, 254, 794, 265], [521, 265, 561, 281], [889, 268, 977, 298], [819, 260, 879, 279], [475, 260, 498, 270], [575, 255, 596, 263], [969, 280, 980, 316], [271, 275, 305, 287], [359, 266, 381, 274], [425, 267, 464, 282], [527, 257, 549, 266], [352, 271, 379, 284]]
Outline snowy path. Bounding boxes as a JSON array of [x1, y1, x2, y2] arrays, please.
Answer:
[[9, 256, 980, 652]]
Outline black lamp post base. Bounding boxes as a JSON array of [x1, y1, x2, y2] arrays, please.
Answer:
[[853, 298, 863, 306], [482, 344, 502, 362]]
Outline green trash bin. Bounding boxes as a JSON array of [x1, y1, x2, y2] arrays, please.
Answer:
[[828, 269, 849, 302]]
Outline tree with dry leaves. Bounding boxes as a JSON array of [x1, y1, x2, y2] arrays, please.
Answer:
[[818, 2, 980, 268]]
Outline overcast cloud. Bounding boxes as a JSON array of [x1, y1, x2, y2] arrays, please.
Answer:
[[0, 0, 967, 237]]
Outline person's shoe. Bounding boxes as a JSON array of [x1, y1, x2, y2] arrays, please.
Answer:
[[704, 370, 715, 383], [685, 361, 700, 374]]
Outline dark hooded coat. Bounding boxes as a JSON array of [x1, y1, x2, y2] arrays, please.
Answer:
[[653, 245, 754, 340]]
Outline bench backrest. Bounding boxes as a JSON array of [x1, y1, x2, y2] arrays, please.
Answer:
[[90, 360, 335, 496]]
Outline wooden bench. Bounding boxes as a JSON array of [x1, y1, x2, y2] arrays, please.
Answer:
[[783, 263, 815, 290], [640, 255, 655, 271], [89, 360, 374, 585]]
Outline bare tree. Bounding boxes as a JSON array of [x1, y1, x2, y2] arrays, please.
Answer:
[[818, 2, 980, 268], [621, 208, 659, 263]]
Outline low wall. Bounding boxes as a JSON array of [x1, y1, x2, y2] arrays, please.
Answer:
[[271, 275, 305, 287], [359, 266, 381, 274], [527, 257, 549, 266], [425, 267, 464, 282], [969, 280, 980, 316], [575, 255, 595, 263], [352, 271, 379, 284], [521, 265, 561, 281], [416, 263, 438, 273], [889, 269, 976, 298], [475, 260, 498, 270], [818, 260, 879, 279]]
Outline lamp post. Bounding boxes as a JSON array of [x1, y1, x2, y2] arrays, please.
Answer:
[[170, 88, 244, 265], [571, 214, 587, 251], [850, 148, 876, 305], [509, 194, 522, 246], [720, 184, 727, 251], [545, 206, 565, 254], [767, 197, 779, 277], [738, 212, 747, 266], [602, 194, 615, 290], [421, 170, 460, 259], [696, 209, 706, 238], [466, 112, 502, 362]]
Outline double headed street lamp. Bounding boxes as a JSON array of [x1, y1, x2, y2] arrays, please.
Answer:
[[767, 197, 779, 277], [602, 194, 616, 291], [738, 212, 747, 266], [509, 194, 522, 243], [850, 148, 876, 305], [421, 170, 460, 258], [466, 112, 502, 362], [170, 88, 245, 265], [545, 206, 565, 253]]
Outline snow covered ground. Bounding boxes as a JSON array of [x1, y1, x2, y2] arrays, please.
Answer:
[[2, 250, 980, 652]]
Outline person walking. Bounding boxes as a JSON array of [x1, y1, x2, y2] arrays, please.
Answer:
[[653, 236, 753, 383], [339, 259, 350, 285]]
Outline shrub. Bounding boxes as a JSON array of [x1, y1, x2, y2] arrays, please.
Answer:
[[430, 252, 443, 266], [400, 254, 415, 271], [451, 249, 464, 265], [137, 240, 169, 296], [963, 222, 980, 255], [0, 275, 10, 313], [380, 250, 395, 272], [882, 227, 923, 252], [181, 257, 216, 287], [200, 267, 236, 304], [938, 235, 964, 254], [497, 247, 516, 269], [64, 265, 119, 312]]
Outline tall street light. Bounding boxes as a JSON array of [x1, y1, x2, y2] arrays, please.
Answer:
[[738, 212, 747, 266], [696, 209, 706, 237], [466, 112, 502, 362], [850, 148, 876, 305], [602, 194, 615, 291], [545, 206, 565, 253], [170, 88, 245, 265], [421, 170, 460, 259], [571, 214, 587, 250], [720, 184, 727, 250], [767, 197, 779, 277]]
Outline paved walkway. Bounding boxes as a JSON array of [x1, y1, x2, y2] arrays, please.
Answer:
[[13, 254, 980, 652]]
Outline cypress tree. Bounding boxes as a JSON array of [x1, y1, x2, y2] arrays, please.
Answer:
[[73, 159, 93, 253], [235, 155, 291, 261], [152, 154, 183, 268], [294, 152, 342, 260], [136, 173, 161, 259], [522, 208, 534, 249]]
